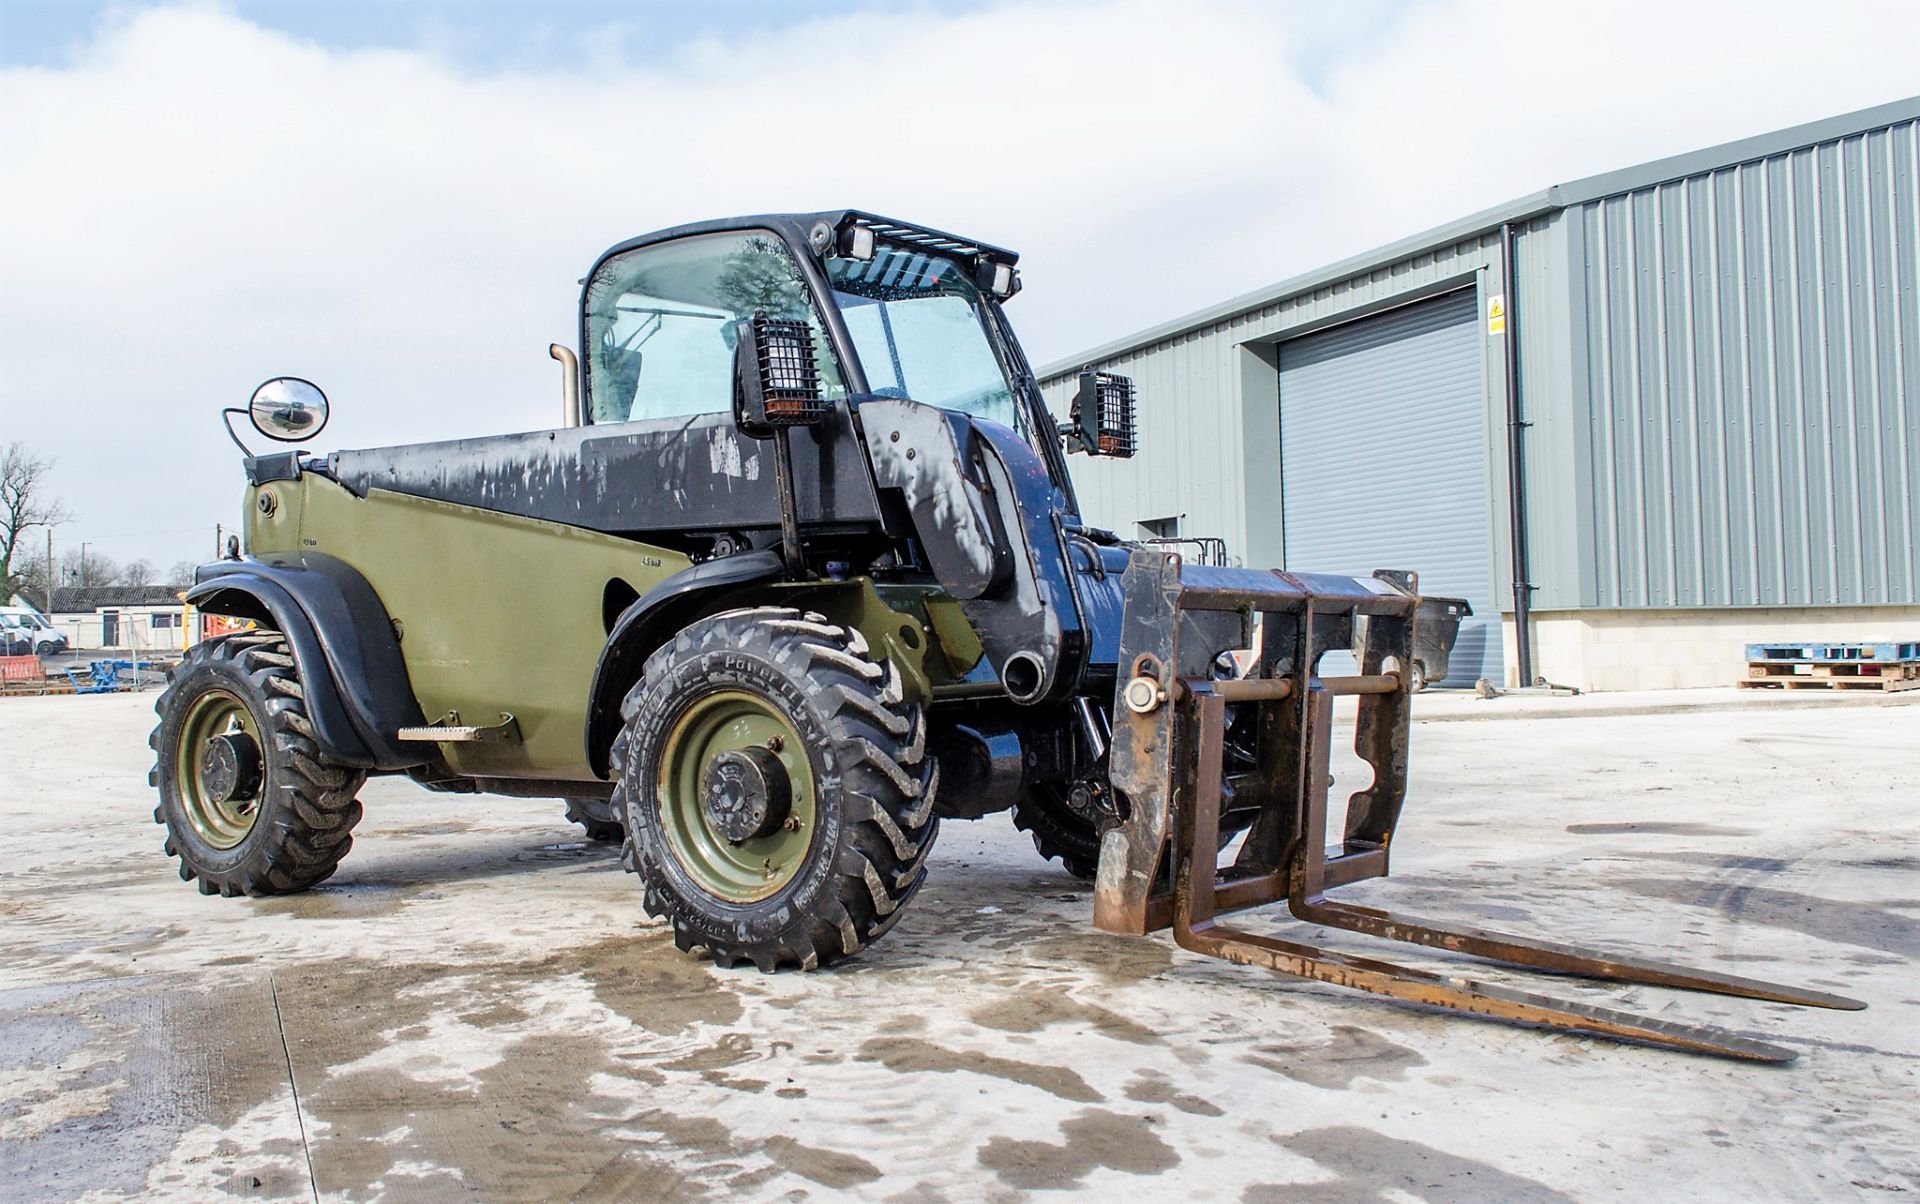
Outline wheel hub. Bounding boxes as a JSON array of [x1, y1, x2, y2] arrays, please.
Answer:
[[658, 690, 816, 902], [200, 731, 264, 805], [175, 688, 266, 850], [702, 747, 790, 843]]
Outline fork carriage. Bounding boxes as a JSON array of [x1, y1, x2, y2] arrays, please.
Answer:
[[1099, 548, 1861, 1063]]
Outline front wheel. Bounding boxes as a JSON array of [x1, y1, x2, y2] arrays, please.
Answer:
[[149, 634, 366, 896], [613, 608, 938, 971]]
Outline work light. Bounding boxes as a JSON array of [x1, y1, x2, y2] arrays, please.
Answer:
[[1071, 370, 1137, 458], [736, 314, 827, 429]]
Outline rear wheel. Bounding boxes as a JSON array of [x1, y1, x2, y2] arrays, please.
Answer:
[[1011, 784, 1102, 881], [565, 796, 624, 843], [613, 608, 938, 971], [150, 634, 365, 896], [1014, 781, 1254, 882]]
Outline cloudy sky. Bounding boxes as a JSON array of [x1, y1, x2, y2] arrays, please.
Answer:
[[2, 0, 1916, 568]]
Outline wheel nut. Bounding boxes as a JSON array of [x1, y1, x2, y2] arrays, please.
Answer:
[[783, 816, 801, 832], [766, 735, 784, 752]]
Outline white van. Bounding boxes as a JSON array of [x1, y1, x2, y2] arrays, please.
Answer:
[[0, 607, 69, 657]]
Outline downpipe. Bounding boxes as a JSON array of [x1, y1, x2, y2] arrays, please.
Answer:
[[1498, 222, 1535, 688]]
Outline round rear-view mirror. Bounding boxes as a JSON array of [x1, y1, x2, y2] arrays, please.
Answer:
[[248, 377, 330, 443]]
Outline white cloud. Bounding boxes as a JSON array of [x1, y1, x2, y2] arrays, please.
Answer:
[[1, 0, 1914, 565]]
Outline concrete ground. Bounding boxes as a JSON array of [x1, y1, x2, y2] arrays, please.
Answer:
[[0, 691, 1915, 1202]]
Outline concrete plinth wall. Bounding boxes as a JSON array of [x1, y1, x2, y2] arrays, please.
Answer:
[[1504, 607, 1920, 692]]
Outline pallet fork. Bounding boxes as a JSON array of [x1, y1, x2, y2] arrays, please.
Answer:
[[1097, 549, 1862, 1062]]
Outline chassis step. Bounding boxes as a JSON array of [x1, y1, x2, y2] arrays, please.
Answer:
[[396, 711, 522, 744]]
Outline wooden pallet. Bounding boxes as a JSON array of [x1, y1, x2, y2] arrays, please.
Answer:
[[1740, 659, 1920, 692], [0, 680, 78, 697], [1746, 640, 1920, 664]]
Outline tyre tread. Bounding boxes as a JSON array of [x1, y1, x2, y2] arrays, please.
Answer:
[[149, 633, 366, 896], [613, 606, 938, 971]]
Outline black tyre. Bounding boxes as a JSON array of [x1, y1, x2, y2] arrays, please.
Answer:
[[1012, 784, 1103, 881], [612, 607, 938, 971], [149, 633, 366, 896], [565, 796, 625, 843], [1014, 782, 1253, 881]]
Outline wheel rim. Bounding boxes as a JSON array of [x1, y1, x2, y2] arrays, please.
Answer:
[[175, 688, 265, 850], [658, 689, 817, 903]]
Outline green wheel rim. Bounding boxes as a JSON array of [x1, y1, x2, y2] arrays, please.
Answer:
[[658, 690, 817, 903], [175, 688, 264, 850]]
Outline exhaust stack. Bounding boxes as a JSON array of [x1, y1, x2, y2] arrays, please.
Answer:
[[550, 343, 581, 427]]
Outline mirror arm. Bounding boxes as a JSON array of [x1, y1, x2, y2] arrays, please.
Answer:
[[221, 408, 257, 457]]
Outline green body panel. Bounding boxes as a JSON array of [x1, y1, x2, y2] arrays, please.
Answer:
[[242, 474, 981, 783], [772, 581, 1001, 702], [770, 581, 936, 702], [913, 593, 985, 678], [249, 474, 692, 780]]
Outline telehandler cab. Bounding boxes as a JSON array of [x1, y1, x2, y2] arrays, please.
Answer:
[[154, 211, 1860, 1061]]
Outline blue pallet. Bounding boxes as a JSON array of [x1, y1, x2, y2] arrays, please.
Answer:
[[1745, 640, 1920, 664]]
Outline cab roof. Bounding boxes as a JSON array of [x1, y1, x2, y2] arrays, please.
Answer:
[[586, 210, 1020, 283]]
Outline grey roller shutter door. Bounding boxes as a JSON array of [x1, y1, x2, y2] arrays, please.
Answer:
[[1278, 288, 1502, 686]]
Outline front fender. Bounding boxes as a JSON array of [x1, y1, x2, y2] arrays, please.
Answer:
[[189, 555, 429, 770], [584, 549, 787, 778]]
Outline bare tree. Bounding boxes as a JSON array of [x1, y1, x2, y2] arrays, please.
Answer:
[[121, 558, 156, 587], [1, 442, 71, 597], [166, 561, 197, 589], [58, 546, 119, 592], [11, 546, 51, 608]]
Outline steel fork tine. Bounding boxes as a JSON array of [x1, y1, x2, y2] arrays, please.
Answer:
[[1171, 912, 1799, 1063], [1290, 897, 1866, 1011]]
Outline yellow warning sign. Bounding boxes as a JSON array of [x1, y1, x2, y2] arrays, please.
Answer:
[[1487, 293, 1507, 336]]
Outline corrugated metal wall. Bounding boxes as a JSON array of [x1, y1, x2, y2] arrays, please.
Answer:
[[1567, 115, 1920, 608], [1040, 103, 1919, 616], [1041, 232, 1503, 572]]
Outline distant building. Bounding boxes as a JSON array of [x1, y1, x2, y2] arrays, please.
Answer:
[[40, 585, 190, 652], [1041, 96, 1920, 691]]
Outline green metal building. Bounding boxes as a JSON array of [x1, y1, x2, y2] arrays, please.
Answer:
[[1040, 96, 1920, 691]]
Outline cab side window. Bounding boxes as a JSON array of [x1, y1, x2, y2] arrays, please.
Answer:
[[583, 230, 846, 425]]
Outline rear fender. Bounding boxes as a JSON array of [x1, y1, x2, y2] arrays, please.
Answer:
[[188, 556, 429, 771]]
